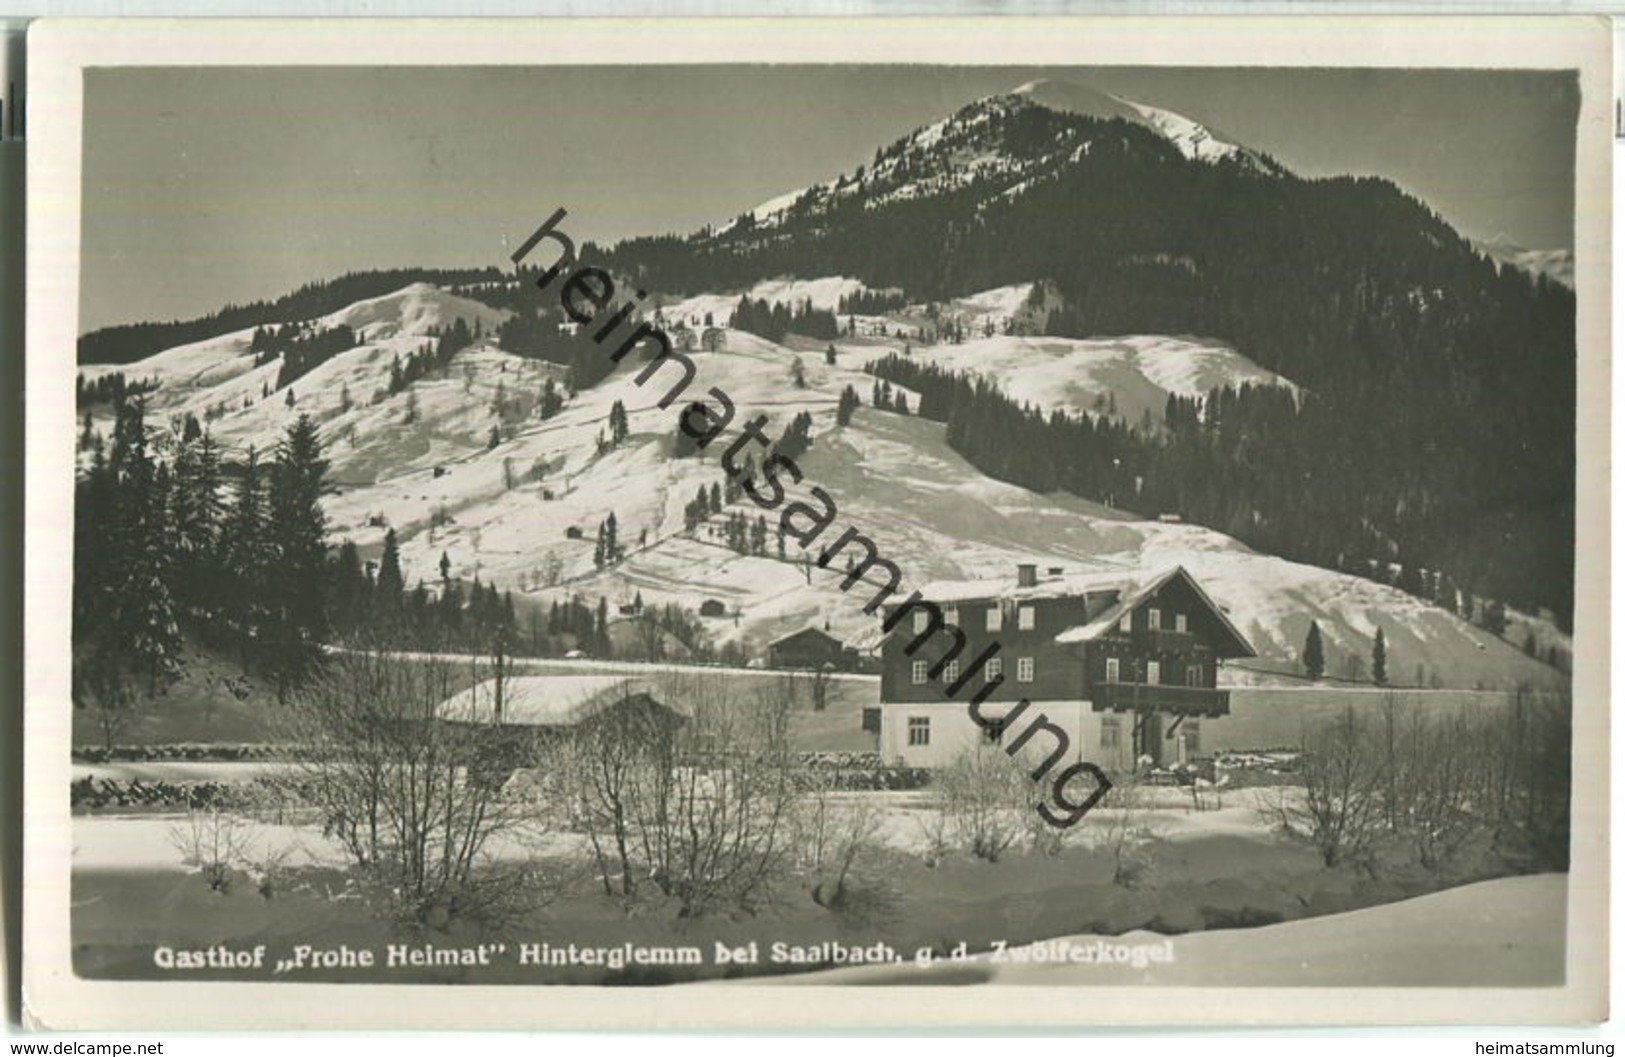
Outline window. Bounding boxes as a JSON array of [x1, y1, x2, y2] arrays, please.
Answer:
[[1101, 715, 1121, 750], [1146, 660, 1161, 685], [913, 609, 930, 634], [1174, 612, 1188, 633], [1148, 608, 1162, 631], [911, 660, 928, 685], [907, 716, 931, 746], [944, 606, 959, 628], [1182, 719, 1201, 754], [942, 660, 960, 684], [1186, 664, 1203, 687], [1105, 657, 1120, 684], [1118, 611, 1133, 633], [1018, 605, 1036, 631], [986, 605, 1003, 632], [1017, 657, 1035, 683], [985, 657, 1003, 683]]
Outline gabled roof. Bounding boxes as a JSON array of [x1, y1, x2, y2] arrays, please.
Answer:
[[1054, 565, 1255, 658], [863, 563, 1254, 659], [435, 675, 670, 727], [769, 625, 842, 648]]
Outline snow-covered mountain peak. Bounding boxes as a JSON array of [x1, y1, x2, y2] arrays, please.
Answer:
[[1009, 79, 1144, 124], [1008, 78, 1284, 173], [719, 78, 1285, 236]]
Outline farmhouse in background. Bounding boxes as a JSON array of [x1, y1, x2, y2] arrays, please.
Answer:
[[875, 564, 1255, 770], [767, 625, 846, 670]]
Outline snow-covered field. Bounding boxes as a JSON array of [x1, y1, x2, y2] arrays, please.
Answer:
[[80, 280, 1568, 691], [896, 333, 1297, 426], [779, 872, 1567, 987]]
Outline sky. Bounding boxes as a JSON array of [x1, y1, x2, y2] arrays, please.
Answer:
[[79, 65, 1579, 334]]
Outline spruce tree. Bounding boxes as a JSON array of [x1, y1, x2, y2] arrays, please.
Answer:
[[103, 396, 185, 698], [169, 429, 224, 618], [265, 414, 330, 701], [331, 541, 369, 636], [1372, 627, 1388, 686], [222, 445, 271, 666], [1303, 620, 1325, 679], [375, 528, 405, 619]]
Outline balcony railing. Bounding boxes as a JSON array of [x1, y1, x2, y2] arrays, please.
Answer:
[[1090, 682, 1230, 717], [1134, 628, 1201, 652]]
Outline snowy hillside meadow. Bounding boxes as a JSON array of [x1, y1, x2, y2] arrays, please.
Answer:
[[80, 278, 1564, 691]]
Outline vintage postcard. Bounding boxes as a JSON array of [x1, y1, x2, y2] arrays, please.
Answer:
[[22, 16, 1611, 1030]]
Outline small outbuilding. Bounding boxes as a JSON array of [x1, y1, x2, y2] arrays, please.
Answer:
[[436, 675, 686, 785], [438, 675, 680, 733], [767, 626, 846, 671]]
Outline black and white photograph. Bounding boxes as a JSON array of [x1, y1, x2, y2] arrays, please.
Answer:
[[23, 17, 1611, 1029]]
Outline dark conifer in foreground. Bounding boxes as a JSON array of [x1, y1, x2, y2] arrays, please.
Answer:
[[1303, 621, 1325, 680], [264, 414, 331, 702]]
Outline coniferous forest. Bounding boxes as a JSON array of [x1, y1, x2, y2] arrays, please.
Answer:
[[71, 397, 722, 722], [71, 402, 526, 717]]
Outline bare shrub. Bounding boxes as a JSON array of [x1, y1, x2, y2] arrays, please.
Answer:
[[1027, 801, 1069, 857], [629, 673, 801, 916], [1265, 689, 1570, 876], [1292, 707, 1387, 869], [915, 803, 954, 868], [1459, 686, 1571, 868], [168, 804, 254, 891], [245, 836, 300, 899], [794, 773, 883, 911], [279, 646, 548, 926], [1094, 775, 1162, 888], [926, 747, 1030, 863], [1395, 705, 1482, 869], [558, 671, 801, 918], [553, 693, 674, 901]]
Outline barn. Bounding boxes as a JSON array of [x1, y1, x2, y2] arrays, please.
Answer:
[[435, 675, 686, 784], [767, 626, 846, 670]]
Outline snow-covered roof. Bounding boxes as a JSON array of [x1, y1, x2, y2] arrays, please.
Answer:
[[769, 625, 842, 648], [435, 675, 667, 727], [886, 564, 1255, 659], [843, 624, 890, 653], [915, 565, 1143, 605], [1054, 566, 1255, 659]]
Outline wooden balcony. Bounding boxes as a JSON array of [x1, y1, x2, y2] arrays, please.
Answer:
[[1135, 628, 1201, 652], [1089, 682, 1230, 717]]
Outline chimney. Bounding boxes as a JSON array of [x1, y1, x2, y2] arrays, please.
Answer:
[[1017, 563, 1038, 588]]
